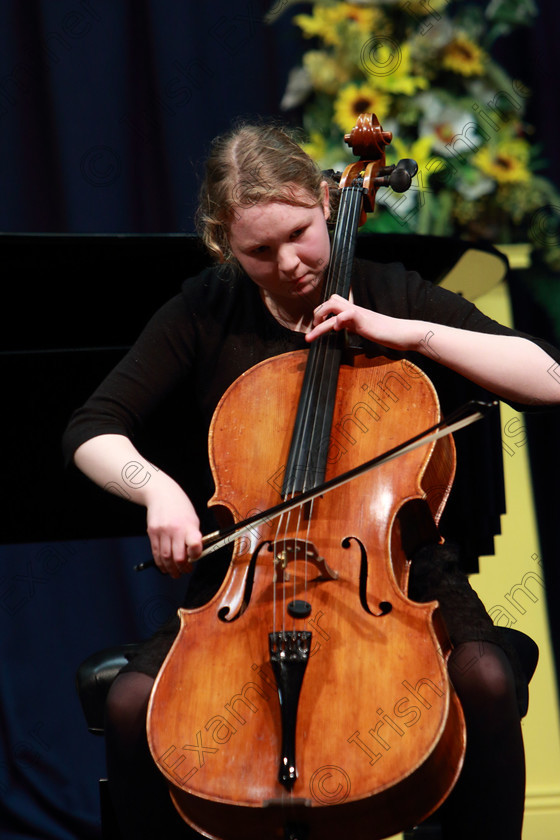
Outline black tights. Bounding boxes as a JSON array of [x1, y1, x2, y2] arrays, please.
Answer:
[[104, 640, 525, 839], [104, 672, 200, 839], [439, 640, 526, 839]]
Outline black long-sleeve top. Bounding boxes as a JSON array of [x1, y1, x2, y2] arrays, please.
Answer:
[[63, 258, 558, 453], [62, 257, 560, 573]]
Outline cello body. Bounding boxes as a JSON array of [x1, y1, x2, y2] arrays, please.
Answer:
[[147, 350, 466, 840]]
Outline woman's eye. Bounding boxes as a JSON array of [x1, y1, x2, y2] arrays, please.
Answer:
[[291, 228, 304, 239]]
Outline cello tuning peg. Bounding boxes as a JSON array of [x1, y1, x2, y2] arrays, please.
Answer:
[[321, 168, 342, 185], [374, 159, 419, 192], [389, 158, 418, 193]]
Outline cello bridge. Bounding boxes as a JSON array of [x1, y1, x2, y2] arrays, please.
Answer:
[[269, 539, 338, 581]]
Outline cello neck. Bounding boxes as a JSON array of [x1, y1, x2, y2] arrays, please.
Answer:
[[280, 179, 363, 499], [322, 181, 364, 302], [282, 111, 395, 499]]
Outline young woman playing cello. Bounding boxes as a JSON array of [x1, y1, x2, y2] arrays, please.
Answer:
[[64, 120, 560, 839]]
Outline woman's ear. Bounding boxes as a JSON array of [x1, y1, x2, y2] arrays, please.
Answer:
[[320, 180, 330, 220]]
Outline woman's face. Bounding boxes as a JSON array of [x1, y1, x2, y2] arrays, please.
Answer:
[[228, 183, 331, 310]]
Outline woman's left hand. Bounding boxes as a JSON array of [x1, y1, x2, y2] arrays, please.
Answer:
[[306, 294, 414, 350], [306, 295, 560, 406]]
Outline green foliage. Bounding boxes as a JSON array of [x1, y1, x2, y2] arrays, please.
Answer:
[[272, 0, 560, 269]]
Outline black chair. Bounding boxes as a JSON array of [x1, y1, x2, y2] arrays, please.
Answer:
[[76, 626, 538, 840], [77, 644, 143, 840]]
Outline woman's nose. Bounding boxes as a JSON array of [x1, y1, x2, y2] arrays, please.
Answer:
[[277, 244, 300, 273]]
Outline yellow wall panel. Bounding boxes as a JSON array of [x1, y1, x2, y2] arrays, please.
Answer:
[[470, 281, 560, 839], [387, 275, 560, 839]]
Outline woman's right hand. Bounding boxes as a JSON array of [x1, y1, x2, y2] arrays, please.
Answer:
[[74, 434, 203, 578], [145, 478, 203, 578]]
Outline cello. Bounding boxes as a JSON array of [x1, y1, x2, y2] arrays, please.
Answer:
[[147, 113, 467, 840]]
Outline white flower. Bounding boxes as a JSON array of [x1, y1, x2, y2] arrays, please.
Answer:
[[417, 92, 482, 158], [409, 16, 455, 50], [280, 66, 313, 111], [456, 175, 495, 200], [376, 184, 418, 226]]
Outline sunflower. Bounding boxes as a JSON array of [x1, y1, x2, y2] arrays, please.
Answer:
[[294, 3, 383, 48], [441, 33, 486, 77], [472, 139, 531, 184], [405, 0, 450, 16], [333, 83, 391, 132], [364, 43, 429, 96], [339, 3, 380, 31], [303, 50, 350, 95]]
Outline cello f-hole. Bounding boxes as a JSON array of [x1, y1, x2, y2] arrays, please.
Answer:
[[342, 535, 393, 617], [217, 540, 269, 621]]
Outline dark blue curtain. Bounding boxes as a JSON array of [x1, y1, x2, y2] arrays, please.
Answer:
[[1, 2, 559, 839], [0, 2, 305, 838], [1, 0, 559, 236], [0, 0, 302, 233], [0, 536, 191, 840]]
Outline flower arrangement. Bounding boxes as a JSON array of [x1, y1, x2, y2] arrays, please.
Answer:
[[273, 0, 560, 269]]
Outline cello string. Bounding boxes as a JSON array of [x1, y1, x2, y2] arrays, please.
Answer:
[[292, 501, 306, 636], [297, 185, 353, 494], [284, 190, 348, 631], [278, 189, 344, 614], [290, 190, 347, 611], [272, 506, 292, 638], [301, 185, 361, 498], [272, 182, 362, 640], [289, 185, 359, 633]]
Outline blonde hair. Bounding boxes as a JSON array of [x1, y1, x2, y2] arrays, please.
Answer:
[[195, 120, 332, 265]]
